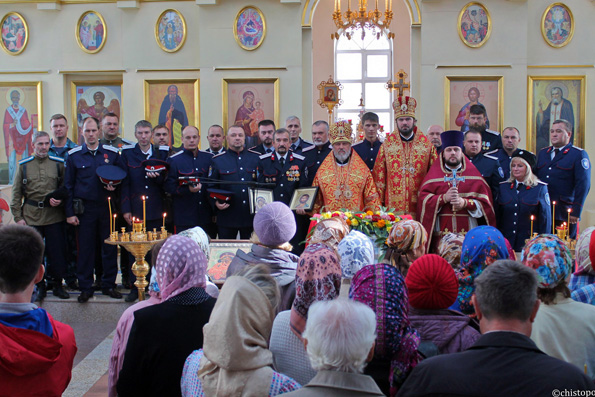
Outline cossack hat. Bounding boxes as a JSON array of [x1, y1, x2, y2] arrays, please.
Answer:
[[511, 150, 537, 174], [393, 96, 417, 119], [142, 159, 169, 173], [329, 120, 353, 145], [96, 165, 126, 186], [207, 188, 234, 204]]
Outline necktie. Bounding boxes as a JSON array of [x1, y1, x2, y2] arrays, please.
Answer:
[[517, 183, 523, 192], [89, 150, 97, 156], [266, 148, 272, 154], [279, 157, 285, 167], [552, 148, 560, 160]]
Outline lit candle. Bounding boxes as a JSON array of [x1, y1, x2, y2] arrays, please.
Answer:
[[108, 197, 112, 236], [552, 201, 556, 234], [113, 214, 117, 234], [142, 196, 147, 230], [530, 215, 534, 237], [163, 212, 167, 229], [567, 208, 571, 232]]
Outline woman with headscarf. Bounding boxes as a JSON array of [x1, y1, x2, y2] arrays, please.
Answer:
[[405, 254, 480, 355], [384, 219, 427, 276], [179, 226, 220, 298], [181, 264, 301, 396], [337, 230, 375, 297], [269, 243, 342, 386], [570, 226, 595, 305], [497, 150, 551, 252], [307, 216, 350, 253], [117, 235, 217, 397], [454, 226, 509, 315], [350, 263, 421, 396], [437, 232, 465, 270]]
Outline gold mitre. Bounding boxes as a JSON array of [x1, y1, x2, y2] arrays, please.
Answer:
[[329, 120, 353, 144], [393, 96, 417, 119]]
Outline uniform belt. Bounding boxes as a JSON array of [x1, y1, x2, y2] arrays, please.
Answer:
[[25, 199, 46, 208]]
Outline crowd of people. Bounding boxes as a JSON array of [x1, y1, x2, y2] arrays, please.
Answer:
[[1, 94, 595, 395]]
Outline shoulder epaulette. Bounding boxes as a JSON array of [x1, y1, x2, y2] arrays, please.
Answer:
[[485, 129, 500, 136], [351, 141, 364, 147], [259, 152, 273, 160], [212, 152, 226, 159], [572, 145, 584, 151], [485, 149, 498, 156], [499, 180, 509, 184], [538, 181, 548, 186], [301, 145, 316, 153], [292, 153, 305, 160], [247, 149, 261, 155], [18, 156, 34, 165], [248, 145, 259, 151], [484, 153, 498, 161], [48, 155, 65, 163], [302, 140, 314, 147], [68, 146, 82, 155], [122, 138, 134, 145], [159, 145, 170, 151], [200, 149, 213, 156], [103, 145, 119, 153], [121, 144, 135, 150], [170, 150, 183, 158]]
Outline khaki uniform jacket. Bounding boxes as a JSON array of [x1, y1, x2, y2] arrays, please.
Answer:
[[10, 155, 66, 226]]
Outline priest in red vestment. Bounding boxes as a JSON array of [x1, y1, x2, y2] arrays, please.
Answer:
[[417, 130, 496, 250]]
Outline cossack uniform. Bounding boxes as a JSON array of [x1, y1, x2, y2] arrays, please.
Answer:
[[210, 148, 261, 239], [481, 129, 503, 153], [536, 143, 591, 239], [497, 180, 552, 252], [468, 150, 505, 203], [257, 151, 308, 205], [492, 148, 520, 180], [289, 138, 314, 154], [64, 144, 126, 295], [165, 148, 214, 234], [352, 139, 382, 172], [302, 142, 332, 186], [100, 137, 134, 152]]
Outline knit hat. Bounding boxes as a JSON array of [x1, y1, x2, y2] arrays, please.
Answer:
[[253, 202, 296, 246], [521, 234, 572, 289], [406, 254, 458, 310]]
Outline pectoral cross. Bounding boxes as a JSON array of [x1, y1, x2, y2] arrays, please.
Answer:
[[444, 168, 465, 188]]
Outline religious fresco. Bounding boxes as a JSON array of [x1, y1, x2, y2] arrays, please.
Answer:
[[73, 83, 121, 144], [445, 76, 502, 133], [233, 6, 266, 51], [155, 9, 186, 53], [76, 11, 106, 54], [0, 12, 28, 55], [541, 3, 574, 48], [458, 2, 491, 48]]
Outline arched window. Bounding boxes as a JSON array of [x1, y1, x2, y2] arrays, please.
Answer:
[[335, 29, 393, 138]]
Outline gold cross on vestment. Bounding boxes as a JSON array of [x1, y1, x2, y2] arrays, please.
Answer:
[[386, 69, 410, 96]]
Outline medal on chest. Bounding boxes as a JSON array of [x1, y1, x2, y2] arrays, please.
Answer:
[[286, 165, 300, 181], [104, 153, 109, 163]]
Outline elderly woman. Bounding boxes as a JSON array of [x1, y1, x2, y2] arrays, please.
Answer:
[[405, 254, 480, 354], [384, 219, 427, 276], [308, 216, 350, 253], [181, 264, 301, 396], [454, 225, 509, 315], [269, 243, 342, 386], [570, 226, 595, 305], [523, 234, 595, 379], [227, 202, 299, 312], [497, 150, 551, 252], [337, 230, 375, 297], [437, 232, 465, 270], [350, 263, 421, 396], [117, 235, 217, 396]]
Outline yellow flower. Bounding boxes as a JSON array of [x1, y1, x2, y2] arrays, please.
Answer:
[[351, 218, 359, 227], [322, 213, 331, 219], [373, 222, 379, 228], [386, 225, 393, 233], [366, 211, 374, 216], [345, 211, 353, 218]]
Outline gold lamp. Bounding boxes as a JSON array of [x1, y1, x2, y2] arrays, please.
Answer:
[[332, 0, 394, 40]]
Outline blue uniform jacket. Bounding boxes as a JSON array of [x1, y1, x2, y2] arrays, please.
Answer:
[[121, 144, 169, 220], [352, 139, 382, 171], [536, 143, 591, 220], [492, 148, 521, 180], [468, 151, 504, 203], [481, 129, 503, 153], [249, 144, 274, 155], [302, 142, 332, 186], [497, 181, 552, 252], [290, 138, 314, 154], [210, 148, 260, 228], [64, 144, 125, 217], [257, 151, 308, 205], [165, 148, 213, 227]]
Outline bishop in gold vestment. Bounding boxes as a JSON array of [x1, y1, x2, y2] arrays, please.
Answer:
[[372, 96, 437, 218], [312, 121, 380, 214]]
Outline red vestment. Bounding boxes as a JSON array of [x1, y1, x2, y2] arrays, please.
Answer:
[[417, 155, 496, 247], [3, 106, 32, 157]]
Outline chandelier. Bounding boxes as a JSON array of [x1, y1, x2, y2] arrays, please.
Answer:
[[332, 0, 395, 40]]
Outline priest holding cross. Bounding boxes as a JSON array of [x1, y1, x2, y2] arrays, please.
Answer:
[[417, 130, 496, 251]]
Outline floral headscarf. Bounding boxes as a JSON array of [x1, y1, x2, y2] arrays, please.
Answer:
[[458, 226, 509, 314], [350, 264, 421, 396], [575, 226, 595, 276], [337, 230, 375, 279], [386, 220, 427, 253], [290, 243, 341, 338], [522, 234, 572, 289], [437, 232, 465, 270], [308, 217, 350, 253], [179, 226, 210, 261], [155, 235, 207, 301]]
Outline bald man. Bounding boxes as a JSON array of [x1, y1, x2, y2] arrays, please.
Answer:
[[426, 125, 444, 152]]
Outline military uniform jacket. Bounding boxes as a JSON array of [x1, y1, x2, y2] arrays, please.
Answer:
[[205, 147, 226, 155], [249, 144, 274, 155], [290, 138, 314, 154], [49, 138, 78, 160], [210, 148, 260, 228], [100, 137, 134, 152], [352, 139, 382, 171], [492, 148, 521, 180], [165, 148, 213, 226], [481, 129, 503, 153], [497, 181, 552, 252], [121, 144, 169, 220], [536, 143, 591, 220], [302, 141, 332, 186], [257, 151, 308, 205], [11, 155, 66, 226], [468, 151, 504, 203], [64, 144, 125, 217]]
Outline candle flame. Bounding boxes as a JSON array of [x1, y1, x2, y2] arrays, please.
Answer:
[[530, 215, 534, 220]]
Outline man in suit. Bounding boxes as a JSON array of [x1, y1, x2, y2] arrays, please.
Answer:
[[397, 260, 594, 396]]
